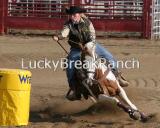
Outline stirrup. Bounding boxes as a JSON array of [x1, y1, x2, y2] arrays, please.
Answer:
[[65, 89, 81, 101], [118, 77, 130, 87], [66, 93, 81, 101], [118, 72, 130, 87]]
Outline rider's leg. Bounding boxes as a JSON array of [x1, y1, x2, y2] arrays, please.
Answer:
[[95, 43, 117, 69], [66, 48, 81, 100], [66, 48, 81, 87], [95, 43, 129, 87]]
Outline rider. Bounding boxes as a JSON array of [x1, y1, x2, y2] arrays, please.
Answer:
[[53, 6, 129, 101]]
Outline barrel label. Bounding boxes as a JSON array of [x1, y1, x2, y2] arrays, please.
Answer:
[[18, 74, 31, 84]]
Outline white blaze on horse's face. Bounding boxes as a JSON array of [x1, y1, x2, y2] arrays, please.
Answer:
[[84, 55, 95, 79], [84, 42, 96, 61], [83, 42, 96, 79]]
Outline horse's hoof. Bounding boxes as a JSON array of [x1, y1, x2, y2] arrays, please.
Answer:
[[140, 112, 151, 122], [128, 109, 141, 120]]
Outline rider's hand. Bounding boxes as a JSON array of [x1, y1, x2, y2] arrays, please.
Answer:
[[53, 35, 59, 41]]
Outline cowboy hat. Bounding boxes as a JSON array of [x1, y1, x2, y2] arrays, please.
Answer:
[[66, 6, 86, 15]]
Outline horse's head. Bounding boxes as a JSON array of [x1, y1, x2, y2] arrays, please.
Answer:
[[79, 42, 97, 81], [79, 42, 110, 83], [80, 42, 96, 61]]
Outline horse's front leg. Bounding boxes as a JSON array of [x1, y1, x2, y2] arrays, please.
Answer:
[[116, 80, 150, 121], [98, 94, 141, 120], [116, 80, 138, 111]]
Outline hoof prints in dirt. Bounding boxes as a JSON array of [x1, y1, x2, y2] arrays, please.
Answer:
[[129, 77, 160, 89]]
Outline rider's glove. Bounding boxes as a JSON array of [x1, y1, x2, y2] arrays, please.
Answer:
[[84, 42, 95, 51], [53, 35, 59, 41]]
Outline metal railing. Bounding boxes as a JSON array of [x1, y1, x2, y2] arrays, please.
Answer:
[[82, 0, 143, 20], [1, 0, 151, 38], [152, 0, 160, 39], [8, 0, 143, 20], [8, 0, 69, 18]]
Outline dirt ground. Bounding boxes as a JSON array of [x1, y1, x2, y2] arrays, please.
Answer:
[[0, 35, 160, 128]]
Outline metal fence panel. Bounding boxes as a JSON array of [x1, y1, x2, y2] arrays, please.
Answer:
[[0, 0, 151, 38], [82, 0, 143, 20], [152, 0, 160, 39], [8, 0, 143, 20]]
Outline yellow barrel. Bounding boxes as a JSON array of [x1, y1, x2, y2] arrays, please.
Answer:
[[0, 69, 31, 126]]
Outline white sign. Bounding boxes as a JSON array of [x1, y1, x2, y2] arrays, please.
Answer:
[[82, 0, 94, 4], [8, 0, 20, 3]]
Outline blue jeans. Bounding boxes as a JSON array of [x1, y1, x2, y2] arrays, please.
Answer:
[[66, 43, 117, 88]]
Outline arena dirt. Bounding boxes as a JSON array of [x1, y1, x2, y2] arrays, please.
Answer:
[[0, 35, 160, 128]]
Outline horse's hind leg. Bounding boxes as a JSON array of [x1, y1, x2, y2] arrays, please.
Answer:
[[98, 94, 120, 103]]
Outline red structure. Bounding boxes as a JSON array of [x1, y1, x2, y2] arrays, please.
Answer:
[[0, 0, 5, 34], [0, 0, 152, 38]]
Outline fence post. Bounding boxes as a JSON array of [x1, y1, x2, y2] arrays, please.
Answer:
[[0, 0, 5, 34], [142, 0, 152, 39], [0, 0, 8, 34]]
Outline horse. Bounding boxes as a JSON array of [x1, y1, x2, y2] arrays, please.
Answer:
[[66, 42, 150, 122]]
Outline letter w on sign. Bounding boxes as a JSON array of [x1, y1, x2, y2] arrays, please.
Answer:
[[19, 74, 31, 84]]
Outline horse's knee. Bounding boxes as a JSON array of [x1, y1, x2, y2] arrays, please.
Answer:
[[108, 87, 120, 96]]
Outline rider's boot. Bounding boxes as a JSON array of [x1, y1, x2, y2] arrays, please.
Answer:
[[66, 91, 81, 101], [112, 69, 130, 87], [66, 87, 81, 101]]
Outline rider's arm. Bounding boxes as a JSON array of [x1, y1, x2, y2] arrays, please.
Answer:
[[61, 24, 70, 38], [84, 21, 96, 60], [53, 23, 70, 41], [57, 23, 70, 40]]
